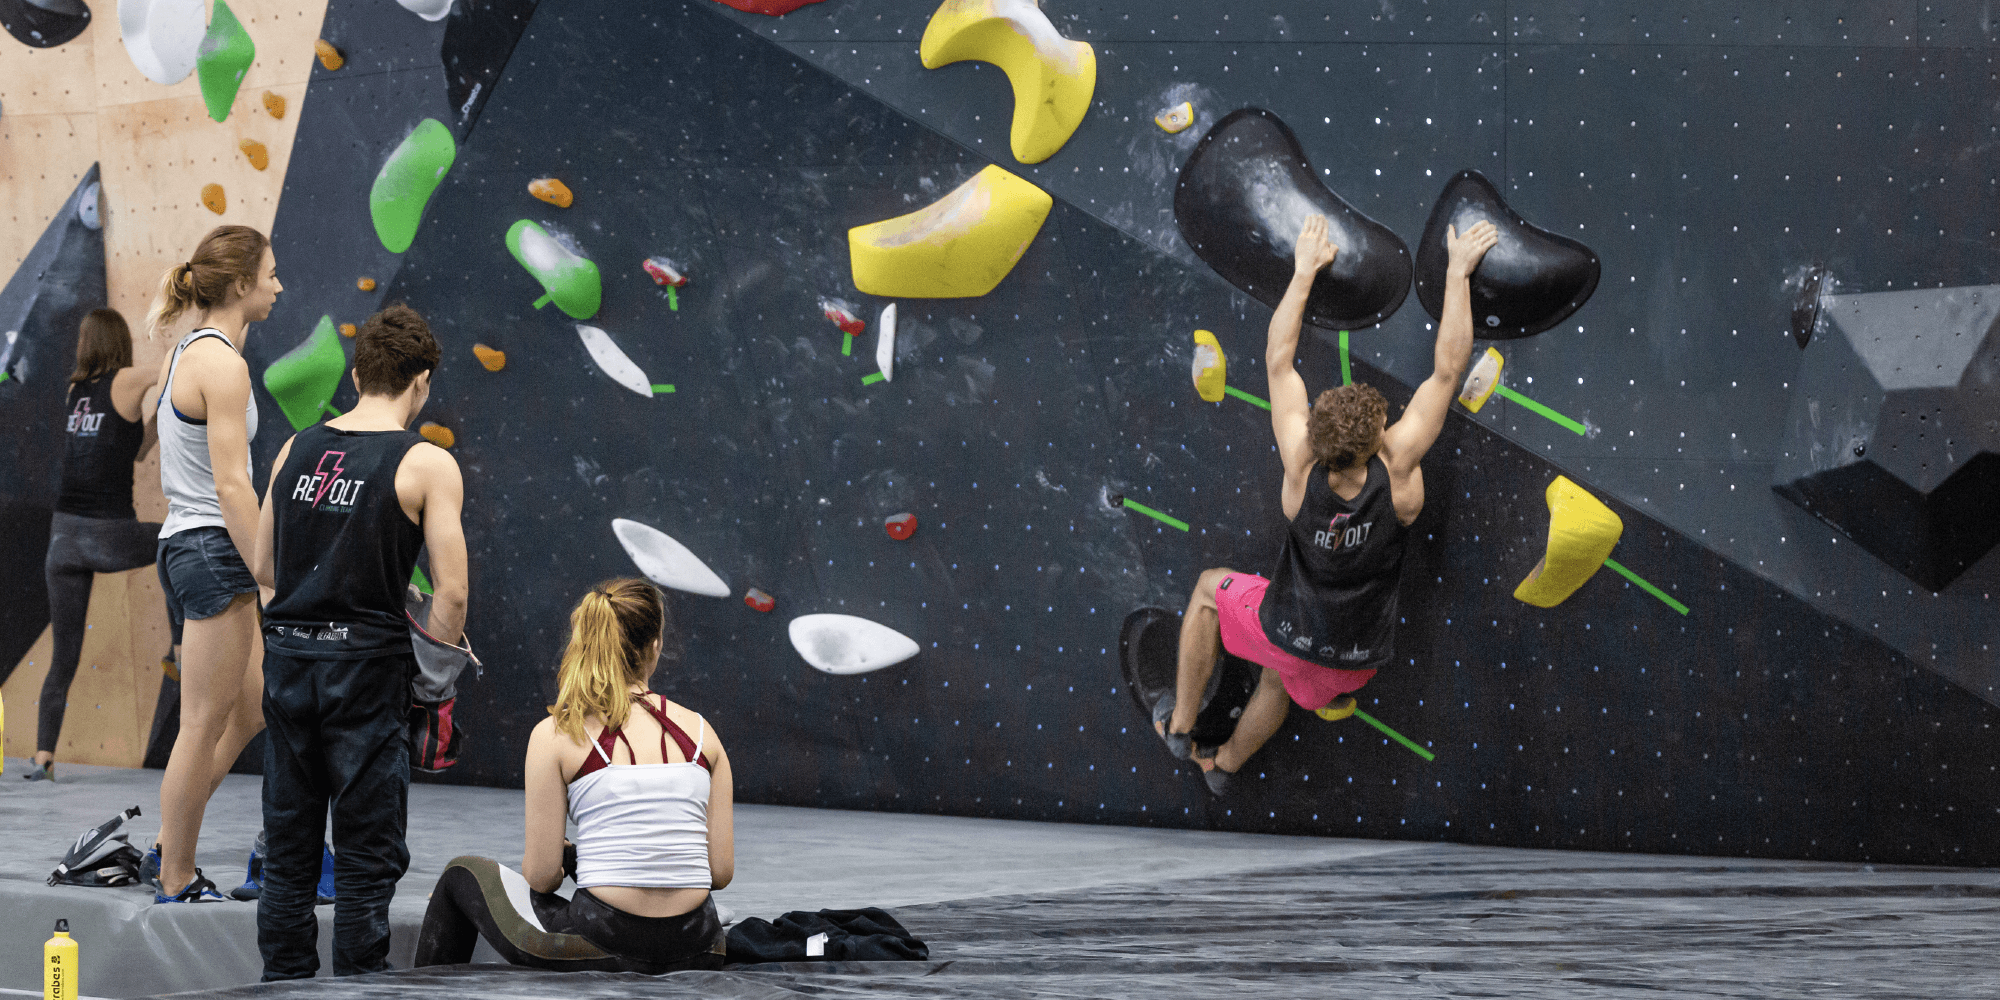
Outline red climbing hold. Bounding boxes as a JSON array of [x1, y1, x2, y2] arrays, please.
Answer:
[[711, 0, 826, 15], [643, 256, 688, 288], [819, 296, 866, 336], [744, 588, 776, 613], [885, 513, 917, 541]]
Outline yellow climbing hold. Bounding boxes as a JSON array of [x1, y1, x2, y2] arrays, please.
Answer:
[[1191, 329, 1226, 403], [1514, 476, 1624, 608], [200, 183, 226, 215], [1314, 696, 1357, 722], [472, 344, 506, 371], [848, 164, 1051, 299], [263, 91, 286, 119], [1155, 101, 1193, 133], [528, 177, 573, 208], [357, 277, 376, 291], [314, 39, 344, 71], [920, 0, 1095, 164], [239, 138, 268, 171], [339, 323, 357, 338], [1458, 346, 1503, 412]]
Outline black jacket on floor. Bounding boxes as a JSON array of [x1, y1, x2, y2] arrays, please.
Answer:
[[725, 907, 927, 963]]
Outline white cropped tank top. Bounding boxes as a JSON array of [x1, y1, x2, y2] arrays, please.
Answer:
[[158, 328, 259, 539], [566, 699, 712, 890]]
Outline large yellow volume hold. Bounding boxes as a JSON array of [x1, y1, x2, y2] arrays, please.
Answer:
[[1514, 476, 1624, 608], [849, 164, 1051, 299], [920, 0, 1095, 164], [1191, 329, 1226, 402]]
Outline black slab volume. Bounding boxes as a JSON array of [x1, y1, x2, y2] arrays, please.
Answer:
[[1174, 108, 1410, 332], [1791, 261, 1827, 350], [1776, 455, 2000, 592], [1413, 170, 1600, 339], [443, 0, 542, 140], [0, 0, 89, 48], [1119, 608, 1258, 750], [0, 164, 105, 680]]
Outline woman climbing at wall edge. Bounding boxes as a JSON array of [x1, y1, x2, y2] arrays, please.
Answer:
[[1150, 213, 1497, 795], [142, 225, 281, 903], [17, 309, 167, 782], [414, 578, 734, 972]]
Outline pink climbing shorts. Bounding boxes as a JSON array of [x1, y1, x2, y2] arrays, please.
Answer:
[[1213, 572, 1375, 711]]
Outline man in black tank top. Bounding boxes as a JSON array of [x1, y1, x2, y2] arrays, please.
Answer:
[[249, 305, 469, 980], [1156, 214, 1498, 795]]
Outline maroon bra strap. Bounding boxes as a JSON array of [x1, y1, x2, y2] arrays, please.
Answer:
[[572, 696, 710, 779]]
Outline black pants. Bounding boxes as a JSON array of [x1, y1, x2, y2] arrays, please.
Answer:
[[37, 512, 162, 753], [258, 650, 414, 981], [414, 856, 724, 973]]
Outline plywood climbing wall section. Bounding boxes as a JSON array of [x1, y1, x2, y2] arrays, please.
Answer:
[[0, 0, 328, 766]]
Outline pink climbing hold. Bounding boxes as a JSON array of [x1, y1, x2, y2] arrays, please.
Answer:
[[711, 0, 826, 14], [885, 513, 917, 541], [744, 588, 776, 613], [819, 296, 866, 336], [643, 256, 688, 288]]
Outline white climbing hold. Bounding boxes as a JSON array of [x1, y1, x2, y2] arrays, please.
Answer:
[[395, 0, 455, 21], [875, 302, 896, 382], [787, 614, 920, 675], [575, 324, 653, 397], [610, 518, 729, 598], [120, 0, 208, 85]]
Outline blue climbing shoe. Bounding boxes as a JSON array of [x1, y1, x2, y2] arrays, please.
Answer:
[[230, 832, 265, 901], [138, 844, 162, 891], [155, 868, 228, 903], [316, 844, 335, 905]]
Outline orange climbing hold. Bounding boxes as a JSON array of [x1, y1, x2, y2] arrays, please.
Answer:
[[314, 39, 344, 71], [885, 513, 917, 541], [472, 344, 506, 371], [419, 422, 456, 448], [263, 91, 286, 119], [239, 139, 268, 171], [357, 277, 377, 291], [200, 183, 226, 215], [528, 178, 573, 208], [339, 323, 357, 338], [744, 588, 776, 613]]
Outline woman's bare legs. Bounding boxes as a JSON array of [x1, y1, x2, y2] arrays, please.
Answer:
[[157, 593, 265, 895]]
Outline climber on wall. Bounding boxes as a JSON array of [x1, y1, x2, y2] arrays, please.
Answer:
[[1152, 213, 1497, 795]]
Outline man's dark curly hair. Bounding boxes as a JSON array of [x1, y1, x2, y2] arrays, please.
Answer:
[[1308, 383, 1387, 469], [354, 303, 439, 396]]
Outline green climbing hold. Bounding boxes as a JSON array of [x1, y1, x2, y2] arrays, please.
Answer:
[[264, 315, 347, 431], [370, 119, 456, 253], [506, 219, 601, 320], [195, 1, 256, 123], [411, 564, 433, 595]]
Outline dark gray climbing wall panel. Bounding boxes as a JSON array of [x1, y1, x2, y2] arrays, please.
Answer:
[[231, 0, 2000, 866], [711, 1, 2000, 704]]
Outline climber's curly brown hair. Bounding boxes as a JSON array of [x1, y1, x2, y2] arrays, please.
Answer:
[[1308, 383, 1387, 469]]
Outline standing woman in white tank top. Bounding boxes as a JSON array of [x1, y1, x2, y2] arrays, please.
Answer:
[[143, 225, 283, 902]]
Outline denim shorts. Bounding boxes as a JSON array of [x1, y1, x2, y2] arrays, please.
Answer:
[[157, 525, 258, 622]]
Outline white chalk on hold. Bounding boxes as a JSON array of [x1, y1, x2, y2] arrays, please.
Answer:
[[575, 324, 654, 397], [787, 614, 920, 675], [875, 302, 897, 382], [395, 0, 455, 21], [610, 518, 730, 598], [120, 0, 209, 85]]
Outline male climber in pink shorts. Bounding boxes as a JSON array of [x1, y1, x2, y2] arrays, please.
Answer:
[[1155, 213, 1497, 795]]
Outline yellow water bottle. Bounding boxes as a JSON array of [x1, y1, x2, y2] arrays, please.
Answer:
[[44, 919, 77, 1000]]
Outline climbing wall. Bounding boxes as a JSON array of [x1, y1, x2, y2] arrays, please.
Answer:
[[0, 0, 325, 764], [224, 0, 2000, 866]]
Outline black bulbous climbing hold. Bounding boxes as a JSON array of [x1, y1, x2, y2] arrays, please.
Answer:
[[1413, 170, 1601, 339], [0, 0, 92, 49], [1174, 108, 1410, 332], [1791, 261, 1828, 350]]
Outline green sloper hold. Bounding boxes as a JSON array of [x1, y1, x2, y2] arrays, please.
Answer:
[[264, 315, 347, 431], [371, 119, 457, 253], [196, 0, 256, 123], [506, 220, 600, 319]]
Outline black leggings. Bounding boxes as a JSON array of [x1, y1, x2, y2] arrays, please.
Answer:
[[414, 857, 724, 973], [39, 513, 163, 754]]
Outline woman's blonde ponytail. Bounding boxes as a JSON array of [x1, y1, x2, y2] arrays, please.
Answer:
[[549, 580, 668, 742], [145, 262, 198, 340], [145, 225, 269, 340]]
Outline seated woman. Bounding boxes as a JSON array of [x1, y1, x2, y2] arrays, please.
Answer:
[[414, 578, 734, 972]]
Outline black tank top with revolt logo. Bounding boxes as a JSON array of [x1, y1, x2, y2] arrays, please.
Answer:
[[1258, 455, 1410, 672], [55, 374, 145, 519], [264, 424, 427, 659]]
